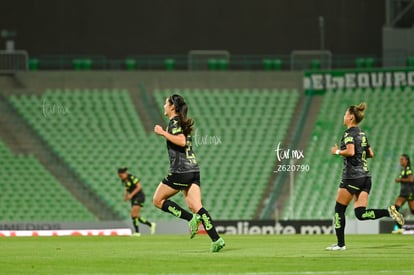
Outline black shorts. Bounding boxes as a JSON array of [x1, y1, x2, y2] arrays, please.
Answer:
[[399, 183, 414, 201], [162, 172, 200, 190], [339, 177, 372, 195], [130, 194, 145, 207]]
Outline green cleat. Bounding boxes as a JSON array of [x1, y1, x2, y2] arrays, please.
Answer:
[[189, 214, 201, 239], [211, 237, 225, 252]]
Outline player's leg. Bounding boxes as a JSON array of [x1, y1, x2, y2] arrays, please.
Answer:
[[183, 184, 225, 252], [153, 182, 193, 221], [135, 196, 155, 230], [354, 191, 404, 226], [353, 191, 389, 220], [130, 205, 141, 236], [327, 187, 353, 250]]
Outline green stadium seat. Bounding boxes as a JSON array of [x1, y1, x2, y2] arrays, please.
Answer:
[[273, 59, 282, 70], [124, 58, 136, 70], [28, 58, 39, 70], [355, 58, 365, 68], [208, 59, 217, 70], [365, 57, 375, 68], [217, 59, 229, 70], [262, 59, 273, 70], [164, 58, 175, 71], [311, 59, 321, 70], [407, 56, 414, 67]]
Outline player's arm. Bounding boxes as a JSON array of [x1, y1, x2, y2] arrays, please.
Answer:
[[396, 174, 414, 183], [123, 190, 129, 201], [154, 125, 186, 147], [366, 146, 374, 158], [331, 143, 355, 157], [128, 182, 142, 198]]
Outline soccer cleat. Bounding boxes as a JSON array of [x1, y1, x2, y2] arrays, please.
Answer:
[[189, 214, 201, 239], [211, 237, 225, 252], [131, 232, 141, 237], [325, 244, 346, 251], [392, 228, 404, 234], [388, 205, 405, 226], [150, 222, 156, 235]]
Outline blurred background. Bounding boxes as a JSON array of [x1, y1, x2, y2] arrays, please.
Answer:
[[0, 0, 413, 231]]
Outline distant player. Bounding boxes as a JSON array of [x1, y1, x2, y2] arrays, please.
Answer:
[[326, 102, 404, 251], [117, 167, 156, 236], [392, 154, 414, 234], [153, 94, 225, 252]]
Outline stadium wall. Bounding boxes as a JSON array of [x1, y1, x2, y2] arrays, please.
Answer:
[[0, 71, 302, 93], [0, 220, 397, 236]]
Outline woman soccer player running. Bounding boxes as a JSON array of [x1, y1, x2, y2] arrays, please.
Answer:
[[153, 94, 225, 252], [326, 102, 404, 251], [118, 167, 156, 236], [392, 154, 414, 234]]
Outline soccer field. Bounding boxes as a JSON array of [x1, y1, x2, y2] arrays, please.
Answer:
[[0, 234, 413, 275]]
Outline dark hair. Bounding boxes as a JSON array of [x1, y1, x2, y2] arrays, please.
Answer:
[[168, 94, 194, 136], [347, 102, 366, 123], [401, 154, 411, 167], [117, 167, 128, 174]]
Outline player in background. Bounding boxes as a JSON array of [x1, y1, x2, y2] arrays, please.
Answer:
[[153, 94, 225, 252], [392, 154, 414, 234], [118, 167, 156, 236], [326, 102, 404, 251]]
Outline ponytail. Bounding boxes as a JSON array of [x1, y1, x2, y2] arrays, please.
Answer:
[[169, 94, 194, 136], [348, 102, 366, 123]]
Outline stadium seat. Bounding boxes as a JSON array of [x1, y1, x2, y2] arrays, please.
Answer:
[[310, 59, 321, 70], [217, 59, 229, 70], [28, 58, 39, 70], [262, 59, 273, 70], [407, 56, 414, 67], [164, 58, 175, 71], [124, 58, 136, 70], [355, 58, 365, 68]]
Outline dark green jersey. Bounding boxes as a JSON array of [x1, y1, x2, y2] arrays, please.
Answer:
[[340, 126, 371, 179], [122, 174, 144, 196], [400, 166, 413, 179], [400, 166, 413, 185], [166, 116, 199, 173]]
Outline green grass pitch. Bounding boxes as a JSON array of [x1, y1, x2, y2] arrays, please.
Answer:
[[1, 234, 413, 274]]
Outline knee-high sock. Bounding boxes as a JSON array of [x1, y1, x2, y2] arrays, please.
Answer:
[[138, 217, 152, 227], [161, 200, 193, 221], [132, 217, 140, 233], [354, 207, 389, 220], [198, 207, 220, 241], [334, 202, 347, 247]]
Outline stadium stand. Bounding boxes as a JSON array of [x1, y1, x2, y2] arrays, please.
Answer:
[[7, 88, 299, 221], [282, 87, 414, 220], [0, 138, 96, 221]]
